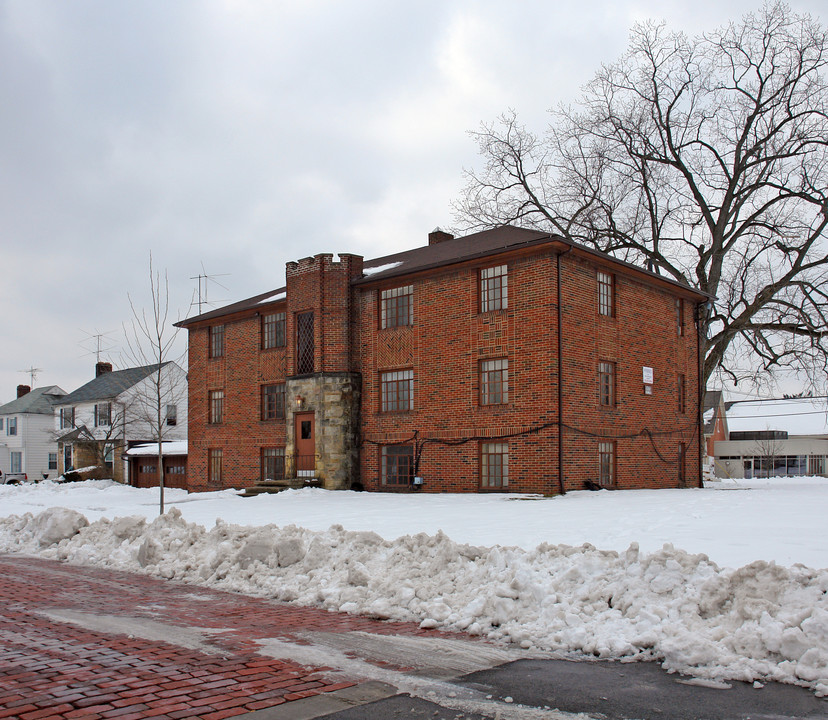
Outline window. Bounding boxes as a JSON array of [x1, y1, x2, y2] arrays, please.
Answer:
[[381, 370, 413, 412], [48, 453, 58, 470], [677, 374, 686, 414], [480, 265, 508, 312], [10, 452, 22, 474], [481, 442, 509, 489], [209, 390, 225, 424], [94, 402, 111, 427], [209, 325, 225, 358], [381, 445, 414, 486], [0, 419, 3, 430], [261, 384, 286, 420], [598, 271, 614, 317], [140, 464, 157, 474], [261, 447, 286, 482], [296, 311, 314, 374], [6, 417, 17, 436], [103, 443, 114, 468], [809, 456, 826, 476], [599, 361, 616, 407], [262, 312, 286, 349], [480, 358, 509, 405], [678, 442, 686, 484], [598, 442, 615, 487], [59, 407, 75, 430], [63, 444, 72, 472], [208, 448, 223, 485], [167, 465, 186, 475], [166, 404, 177, 426], [380, 286, 413, 329], [675, 298, 685, 336]]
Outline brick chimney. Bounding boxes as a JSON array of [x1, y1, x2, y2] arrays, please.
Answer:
[[428, 228, 454, 245], [96, 362, 113, 377], [17, 385, 31, 398]]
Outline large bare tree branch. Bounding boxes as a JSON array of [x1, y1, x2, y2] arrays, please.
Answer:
[[455, 2, 828, 391]]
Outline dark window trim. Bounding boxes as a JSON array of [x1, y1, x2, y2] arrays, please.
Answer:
[[480, 441, 509, 490]]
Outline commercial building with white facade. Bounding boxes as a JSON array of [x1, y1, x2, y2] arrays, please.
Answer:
[[714, 397, 828, 479]]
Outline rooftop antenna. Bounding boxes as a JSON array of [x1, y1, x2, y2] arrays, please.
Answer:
[[79, 329, 117, 363], [190, 263, 230, 314], [18, 366, 42, 386]]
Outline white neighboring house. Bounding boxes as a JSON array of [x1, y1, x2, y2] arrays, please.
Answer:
[[55, 362, 187, 483], [0, 384, 67, 481], [714, 397, 828, 479]]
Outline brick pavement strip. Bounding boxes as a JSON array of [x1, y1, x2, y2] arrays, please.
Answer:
[[0, 555, 451, 719]]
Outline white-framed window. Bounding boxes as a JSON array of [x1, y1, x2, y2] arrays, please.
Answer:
[[166, 404, 177, 426], [95, 402, 111, 427], [104, 443, 114, 468], [7, 417, 17, 436], [60, 407, 75, 430], [10, 452, 22, 474], [48, 453, 58, 470], [480, 265, 508, 312]]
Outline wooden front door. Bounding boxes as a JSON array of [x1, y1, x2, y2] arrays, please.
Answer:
[[295, 412, 315, 474]]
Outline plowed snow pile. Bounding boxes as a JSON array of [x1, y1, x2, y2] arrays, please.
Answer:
[[1, 502, 826, 696]]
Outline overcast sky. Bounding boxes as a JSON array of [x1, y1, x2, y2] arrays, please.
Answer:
[[1, 0, 824, 402]]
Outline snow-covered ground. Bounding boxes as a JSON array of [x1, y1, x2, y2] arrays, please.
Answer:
[[1, 477, 826, 695]]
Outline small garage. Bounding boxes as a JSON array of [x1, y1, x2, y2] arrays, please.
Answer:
[[126, 441, 188, 489]]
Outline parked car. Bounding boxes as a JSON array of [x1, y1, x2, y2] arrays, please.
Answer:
[[0, 470, 27, 484]]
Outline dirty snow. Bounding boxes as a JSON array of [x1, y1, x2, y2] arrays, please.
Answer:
[[0, 477, 827, 695]]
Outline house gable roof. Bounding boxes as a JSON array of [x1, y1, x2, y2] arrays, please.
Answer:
[[0, 386, 66, 416], [177, 225, 711, 327], [57, 364, 173, 406]]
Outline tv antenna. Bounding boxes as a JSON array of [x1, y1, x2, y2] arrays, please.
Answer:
[[80, 329, 117, 362], [190, 263, 230, 314], [19, 366, 42, 386]]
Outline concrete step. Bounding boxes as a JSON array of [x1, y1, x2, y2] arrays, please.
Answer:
[[238, 478, 322, 497]]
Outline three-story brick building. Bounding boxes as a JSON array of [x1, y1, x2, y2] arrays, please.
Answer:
[[178, 226, 708, 494]]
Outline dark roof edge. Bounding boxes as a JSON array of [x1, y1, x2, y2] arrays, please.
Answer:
[[176, 287, 287, 328], [355, 232, 714, 300]]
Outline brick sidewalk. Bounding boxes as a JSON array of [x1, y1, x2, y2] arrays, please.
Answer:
[[0, 555, 445, 720]]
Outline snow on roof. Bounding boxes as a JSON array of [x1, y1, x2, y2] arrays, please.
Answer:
[[258, 292, 286, 304], [362, 261, 403, 276], [725, 397, 828, 436], [126, 441, 188, 456]]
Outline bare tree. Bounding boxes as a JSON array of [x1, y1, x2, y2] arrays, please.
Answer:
[[456, 2, 828, 391], [124, 255, 189, 515]]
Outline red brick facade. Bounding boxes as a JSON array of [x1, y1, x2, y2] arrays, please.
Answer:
[[180, 227, 705, 494]]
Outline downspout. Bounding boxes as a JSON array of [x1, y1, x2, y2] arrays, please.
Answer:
[[696, 301, 706, 488], [556, 248, 572, 495]]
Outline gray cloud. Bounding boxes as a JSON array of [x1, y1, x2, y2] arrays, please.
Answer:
[[1, 0, 824, 398]]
